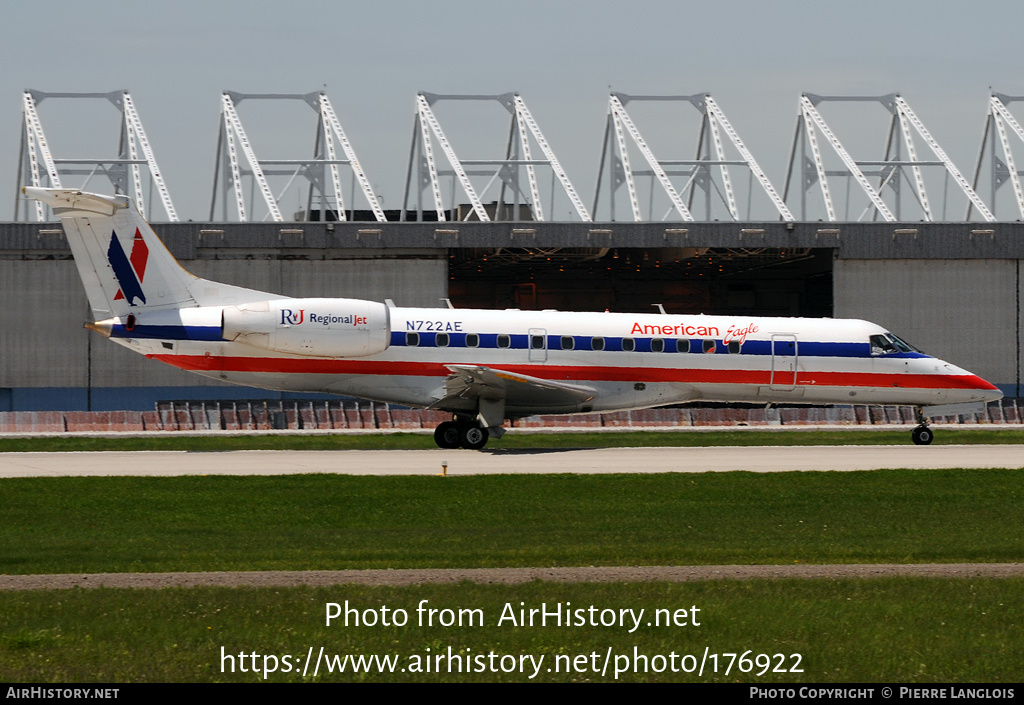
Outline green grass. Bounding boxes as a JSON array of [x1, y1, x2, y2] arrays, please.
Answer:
[[1, 579, 1021, 682], [3, 466, 1022, 684], [1, 427, 1023, 452], [2, 470, 1023, 574]]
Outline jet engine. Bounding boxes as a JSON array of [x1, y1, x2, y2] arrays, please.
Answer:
[[221, 298, 390, 357]]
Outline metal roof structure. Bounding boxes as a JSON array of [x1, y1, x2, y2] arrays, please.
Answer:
[[16, 90, 177, 222], [594, 93, 793, 223], [400, 92, 591, 223], [783, 94, 993, 223], [973, 94, 1024, 221], [210, 91, 385, 223], [13, 89, 1024, 223]]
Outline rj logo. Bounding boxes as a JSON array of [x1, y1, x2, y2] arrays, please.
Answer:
[[281, 309, 305, 325]]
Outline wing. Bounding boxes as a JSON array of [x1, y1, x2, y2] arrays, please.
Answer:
[[431, 364, 597, 416]]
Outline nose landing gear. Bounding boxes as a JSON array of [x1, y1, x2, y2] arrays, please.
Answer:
[[433, 420, 490, 450], [912, 407, 933, 445], [911, 425, 934, 445]]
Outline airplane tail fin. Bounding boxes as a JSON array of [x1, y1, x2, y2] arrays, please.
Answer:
[[23, 188, 274, 319]]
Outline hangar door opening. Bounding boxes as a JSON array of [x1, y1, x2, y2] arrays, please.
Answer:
[[448, 247, 834, 318]]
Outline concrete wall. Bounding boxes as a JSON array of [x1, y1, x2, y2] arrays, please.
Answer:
[[0, 256, 447, 411], [834, 259, 1022, 396]]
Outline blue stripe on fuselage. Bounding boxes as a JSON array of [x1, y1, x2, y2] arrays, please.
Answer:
[[388, 331, 928, 359], [111, 324, 222, 341], [111, 325, 929, 360]]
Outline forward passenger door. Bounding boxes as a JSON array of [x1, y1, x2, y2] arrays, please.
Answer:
[[770, 334, 798, 390]]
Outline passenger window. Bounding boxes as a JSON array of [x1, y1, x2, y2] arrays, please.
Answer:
[[531, 335, 545, 349], [497, 334, 511, 349], [466, 333, 479, 348], [727, 341, 740, 354], [622, 338, 635, 352], [591, 337, 605, 351], [406, 332, 419, 347], [703, 339, 716, 353], [676, 339, 690, 353], [436, 333, 449, 347], [561, 336, 574, 350], [651, 338, 664, 353]]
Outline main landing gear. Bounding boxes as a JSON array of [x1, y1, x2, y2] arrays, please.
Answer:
[[911, 407, 933, 446], [434, 420, 489, 450]]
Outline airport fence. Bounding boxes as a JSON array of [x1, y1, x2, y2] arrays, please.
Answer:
[[0, 399, 1020, 434]]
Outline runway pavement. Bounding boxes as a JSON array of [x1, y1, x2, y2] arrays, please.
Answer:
[[0, 444, 1022, 477]]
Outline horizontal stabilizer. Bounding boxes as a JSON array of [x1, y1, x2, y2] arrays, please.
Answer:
[[23, 187, 130, 216]]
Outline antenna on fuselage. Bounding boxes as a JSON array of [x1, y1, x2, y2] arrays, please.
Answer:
[[652, 303, 667, 315]]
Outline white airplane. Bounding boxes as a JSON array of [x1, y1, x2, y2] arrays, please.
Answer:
[[26, 188, 1002, 448]]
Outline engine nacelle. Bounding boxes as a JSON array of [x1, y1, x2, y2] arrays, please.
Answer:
[[221, 298, 390, 358]]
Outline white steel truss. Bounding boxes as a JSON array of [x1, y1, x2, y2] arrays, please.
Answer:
[[594, 93, 791, 222], [212, 91, 384, 223], [704, 97, 793, 221], [893, 96, 993, 222], [785, 93, 993, 222], [317, 94, 387, 223], [216, 93, 282, 222], [19, 91, 59, 221], [401, 92, 590, 222], [973, 94, 1024, 220], [16, 90, 177, 222], [609, 94, 692, 221], [797, 95, 895, 222], [121, 94, 177, 222], [513, 95, 592, 222]]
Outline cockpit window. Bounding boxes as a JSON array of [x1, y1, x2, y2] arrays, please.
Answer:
[[871, 333, 921, 356], [887, 333, 920, 353], [870, 334, 897, 356]]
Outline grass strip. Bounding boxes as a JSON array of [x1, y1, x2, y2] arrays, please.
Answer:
[[1, 428, 1024, 452], [0, 579, 1020, 682], [2, 470, 1022, 574]]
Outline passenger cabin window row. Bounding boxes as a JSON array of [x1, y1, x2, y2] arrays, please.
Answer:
[[401, 331, 741, 353]]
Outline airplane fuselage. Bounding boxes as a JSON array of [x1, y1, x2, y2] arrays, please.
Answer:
[[101, 306, 998, 417]]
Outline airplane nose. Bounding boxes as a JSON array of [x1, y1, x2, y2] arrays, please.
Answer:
[[976, 384, 1004, 404], [938, 360, 1003, 404], [961, 372, 1003, 403]]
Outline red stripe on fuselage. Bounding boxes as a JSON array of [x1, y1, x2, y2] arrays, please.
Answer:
[[149, 354, 997, 392]]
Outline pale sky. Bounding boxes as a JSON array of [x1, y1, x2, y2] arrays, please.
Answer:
[[3, 0, 1022, 221]]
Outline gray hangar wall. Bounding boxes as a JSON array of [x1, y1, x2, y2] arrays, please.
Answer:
[[834, 259, 1022, 398], [3, 218, 1022, 411]]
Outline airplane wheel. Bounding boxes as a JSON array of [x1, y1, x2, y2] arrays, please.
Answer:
[[460, 424, 489, 450], [912, 425, 933, 446], [434, 421, 462, 449]]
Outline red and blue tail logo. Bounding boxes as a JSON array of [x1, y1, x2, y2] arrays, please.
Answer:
[[108, 229, 149, 306]]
